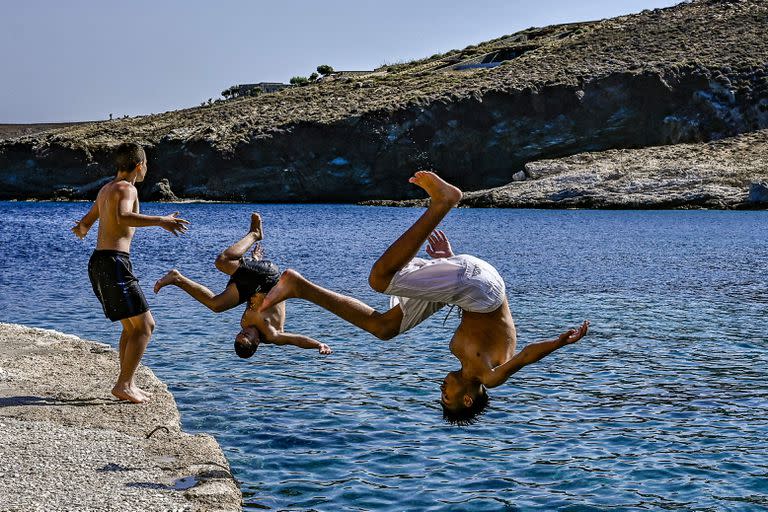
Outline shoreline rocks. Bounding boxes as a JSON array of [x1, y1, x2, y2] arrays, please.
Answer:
[[0, 0, 766, 207], [0, 323, 242, 512], [362, 129, 768, 209]]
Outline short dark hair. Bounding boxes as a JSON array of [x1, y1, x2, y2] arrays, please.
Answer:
[[442, 390, 489, 426], [234, 337, 258, 358], [114, 142, 146, 172]]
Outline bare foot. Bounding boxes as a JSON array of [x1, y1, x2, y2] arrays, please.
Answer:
[[154, 269, 180, 294], [112, 384, 149, 404], [408, 171, 462, 207], [319, 343, 332, 355], [250, 213, 263, 240], [260, 269, 302, 311], [136, 386, 153, 401], [132, 382, 153, 400]]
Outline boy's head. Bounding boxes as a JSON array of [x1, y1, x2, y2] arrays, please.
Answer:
[[114, 142, 147, 182], [440, 370, 489, 426], [234, 325, 260, 358]]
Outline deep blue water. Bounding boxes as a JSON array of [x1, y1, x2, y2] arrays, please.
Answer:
[[1, 202, 767, 511]]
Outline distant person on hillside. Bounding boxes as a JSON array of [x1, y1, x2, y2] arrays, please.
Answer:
[[71, 142, 190, 404], [153, 213, 332, 358], [259, 170, 589, 425]]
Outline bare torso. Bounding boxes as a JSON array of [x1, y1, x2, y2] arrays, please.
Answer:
[[246, 294, 286, 333], [95, 180, 139, 252], [449, 296, 517, 383]]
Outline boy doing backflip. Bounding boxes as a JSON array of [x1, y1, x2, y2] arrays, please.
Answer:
[[153, 213, 332, 357], [72, 142, 189, 404], [260, 171, 589, 425]]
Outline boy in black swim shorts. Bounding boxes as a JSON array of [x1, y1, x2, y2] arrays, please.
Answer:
[[71, 142, 189, 404], [153, 213, 332, 358]]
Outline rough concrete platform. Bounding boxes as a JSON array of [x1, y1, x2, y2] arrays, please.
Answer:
[[0, 323, 242, 512]]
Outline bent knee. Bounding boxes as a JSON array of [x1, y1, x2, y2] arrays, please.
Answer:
[[368, 271, 391, 294], [214, 254, 231, 273], [137, 313, 156, 335], [371, 319, 399, 341], [375, 327, 398, 341]]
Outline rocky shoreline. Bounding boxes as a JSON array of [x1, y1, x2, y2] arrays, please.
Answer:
[[0, 323, 241, 512], [363, 129, 768, 209], [0, 0, 766, 207]]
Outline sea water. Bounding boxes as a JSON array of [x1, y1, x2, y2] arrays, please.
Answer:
[[1, 202, 767, 511]]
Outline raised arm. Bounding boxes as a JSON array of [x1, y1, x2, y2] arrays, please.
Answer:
[[426, 230, 454, 259], [115, 183, 189, 235], [483, 320, 589, 389], [71, 201, 99, 239]]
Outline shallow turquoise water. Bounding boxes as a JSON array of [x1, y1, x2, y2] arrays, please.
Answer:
[[1, 202, 767, 511]]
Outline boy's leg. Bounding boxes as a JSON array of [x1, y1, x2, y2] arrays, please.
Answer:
[[154, 271, 240, 313], [215, 213, 263, 275], [368, 171, 462, 292], [262, 270, 403, 340], [118, 328, 128, 368], [113, 311, 155, 404]]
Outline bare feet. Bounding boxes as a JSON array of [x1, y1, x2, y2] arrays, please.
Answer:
[[111, 383, 150, 404], [260, 269, 302, 311], [250, 212, 263, 240], [319, 343, 332, 355], [134, 382, 153, 400], [153, 269, 180, 293], [408, 171, 462, 207]]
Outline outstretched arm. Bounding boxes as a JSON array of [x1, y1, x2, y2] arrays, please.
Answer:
[[115, 184, 189, 235], [71, 201, 99, 239], [240, 305, 332, 355], [264, 327, 333, 355], [483, 320, 589, 388]]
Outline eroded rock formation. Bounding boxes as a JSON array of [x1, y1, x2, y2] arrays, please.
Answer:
[[0, 0, 766, 206]]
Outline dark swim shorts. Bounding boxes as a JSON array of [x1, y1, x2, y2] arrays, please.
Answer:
[[228, 258, 280, 305], [88, 250, 149, 322]]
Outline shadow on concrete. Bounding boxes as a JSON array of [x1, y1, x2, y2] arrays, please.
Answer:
[[127, 475, 199, 491], [0, 395, 119, 407], [126, 468, 236, 491], [98, 462, 143, 472]]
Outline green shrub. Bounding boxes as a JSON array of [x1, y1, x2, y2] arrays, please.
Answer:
[[290, 76, 310, 86], [317, 64, 334, 76]]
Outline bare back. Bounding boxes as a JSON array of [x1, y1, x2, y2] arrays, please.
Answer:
[[95, 180, 139, 252]]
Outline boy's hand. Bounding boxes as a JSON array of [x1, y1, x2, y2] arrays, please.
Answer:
[[71, 221, 88, 239], [318, 343, 332, 355], [426, 230, 454, 259], [159, 212, 190, 236], [558, 320, 589, 345]]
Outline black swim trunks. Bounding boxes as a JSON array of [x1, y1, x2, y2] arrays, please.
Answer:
[[228, 258, 280, 305], [88, 250, 149, 322]]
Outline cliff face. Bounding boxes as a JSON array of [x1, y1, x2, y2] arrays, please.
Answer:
[[368, 129, 768, 209], [1, 0, 767, 205]]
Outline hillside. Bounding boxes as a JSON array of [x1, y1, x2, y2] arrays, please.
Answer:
[[0, 0, 766, 205]]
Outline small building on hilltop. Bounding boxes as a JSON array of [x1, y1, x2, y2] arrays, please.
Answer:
[[222, 82, 289, 99]]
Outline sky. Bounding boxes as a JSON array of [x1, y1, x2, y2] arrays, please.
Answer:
[[0, 0, 681, 123]]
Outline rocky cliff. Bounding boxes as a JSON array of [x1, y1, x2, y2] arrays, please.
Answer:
[[0, 0, 766, 205], [366, 129, 768, 208]]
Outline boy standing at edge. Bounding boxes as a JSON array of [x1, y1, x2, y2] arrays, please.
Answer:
[[72, 142, 189, 403]]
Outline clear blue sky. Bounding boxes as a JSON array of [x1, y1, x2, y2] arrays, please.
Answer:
[[1, 0, 680, 123]]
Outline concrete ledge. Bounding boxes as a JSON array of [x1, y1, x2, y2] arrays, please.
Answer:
[[0, 323, 242, 512]]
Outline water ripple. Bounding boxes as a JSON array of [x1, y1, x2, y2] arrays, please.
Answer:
[[1, 203, 767, 511]]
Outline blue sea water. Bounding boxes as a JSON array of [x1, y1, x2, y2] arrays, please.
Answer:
[[1, 201, 767, 511]]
